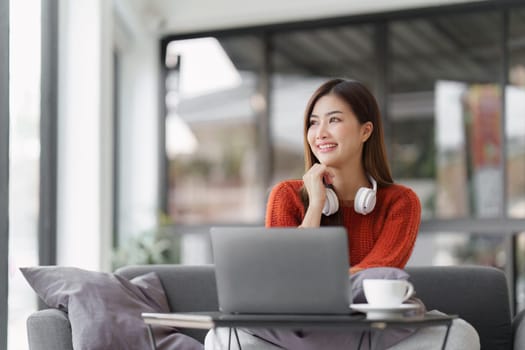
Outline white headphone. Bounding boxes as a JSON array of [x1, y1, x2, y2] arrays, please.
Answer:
[[322, 174, 377, 216], [322, 187, 339, 216]]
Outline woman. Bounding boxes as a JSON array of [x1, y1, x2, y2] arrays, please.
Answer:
[[266, 78, 420, 274], [205, 78, 479, 350]]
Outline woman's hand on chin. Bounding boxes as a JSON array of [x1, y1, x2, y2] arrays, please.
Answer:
[[303, 163, 334, 209]]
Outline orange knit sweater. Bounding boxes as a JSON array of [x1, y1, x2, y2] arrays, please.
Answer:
[[265, 180, 421, 271]]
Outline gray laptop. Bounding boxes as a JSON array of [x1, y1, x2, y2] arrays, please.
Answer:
[[210, 227, 352, 314]]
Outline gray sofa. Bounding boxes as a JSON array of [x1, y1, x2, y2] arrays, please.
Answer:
[[26, 265, 525, 349]]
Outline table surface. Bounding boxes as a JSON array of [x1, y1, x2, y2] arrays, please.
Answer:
[[142, 311, 458, 330]]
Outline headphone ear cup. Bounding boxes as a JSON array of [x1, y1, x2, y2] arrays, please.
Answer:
[[364, 191, 376, 214], [354, 188, 367, 214], [322, 188, 339, 216], [354, 188, 376, 215]]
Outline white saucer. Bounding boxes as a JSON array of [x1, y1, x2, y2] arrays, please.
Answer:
[[351, 303, 420, 320]]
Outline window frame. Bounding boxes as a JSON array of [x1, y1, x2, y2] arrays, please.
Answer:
[[0, 0, 9, 347], [159, 0, 525, 228], [39, 0, 58, 268]]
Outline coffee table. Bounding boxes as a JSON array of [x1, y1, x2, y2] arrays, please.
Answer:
[[142, 311, 457, 350]]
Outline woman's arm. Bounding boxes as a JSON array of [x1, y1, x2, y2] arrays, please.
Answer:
[[265, 181, 305, 227], [299, 202, 324, 228], [352, 188, 421, 271]]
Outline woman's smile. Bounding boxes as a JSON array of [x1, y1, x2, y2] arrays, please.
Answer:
[[316, 142, 338, 152]]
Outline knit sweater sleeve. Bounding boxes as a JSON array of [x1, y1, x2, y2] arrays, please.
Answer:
[[265, 181, 305, 227], [354, 187, 421, 270]]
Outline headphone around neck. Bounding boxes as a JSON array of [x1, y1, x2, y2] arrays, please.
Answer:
[[322, 174, 378, 216]]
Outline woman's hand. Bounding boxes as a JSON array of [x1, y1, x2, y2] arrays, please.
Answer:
[[303, 163, 331, 208], [300, 163, 334, 227]]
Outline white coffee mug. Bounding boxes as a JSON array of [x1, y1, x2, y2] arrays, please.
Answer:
[[363, 279, 414, 307]]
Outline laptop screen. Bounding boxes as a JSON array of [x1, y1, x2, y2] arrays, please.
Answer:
[[210, 227, 352, 314]]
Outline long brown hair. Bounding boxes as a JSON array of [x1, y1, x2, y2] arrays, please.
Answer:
[[301, 79, 393, 221]]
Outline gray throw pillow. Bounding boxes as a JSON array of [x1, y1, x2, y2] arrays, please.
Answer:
[[21, 266, 203, 350], [351, 267, 410, 303]]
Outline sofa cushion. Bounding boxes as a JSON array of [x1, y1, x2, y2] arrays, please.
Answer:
[[116, 264, 219, 343], [21, 266, 204, 350]]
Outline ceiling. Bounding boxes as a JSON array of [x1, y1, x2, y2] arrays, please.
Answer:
[[215, 9, 522, 93], [123, 0, 486, 36]]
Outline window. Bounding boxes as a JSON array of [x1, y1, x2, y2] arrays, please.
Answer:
[[507, 9, 525, 219], [165, 36, 266, 225], [389, 12, 503, 219], [161, 3, 525, 309], [508, 8, 525, 311], [387, 12, 510, 280], [8, 0, 40, 348]]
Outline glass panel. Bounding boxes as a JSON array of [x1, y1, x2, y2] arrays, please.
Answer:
[[165, 36, 265, 224], [389, 12, 503, 220], [507, 9, 525, 218], [8, 0, 40, 349], [517, 232, 525, 311], [509, 8, 525, 313], [270, 25, 376, 184], [408, 232, 507, 268]]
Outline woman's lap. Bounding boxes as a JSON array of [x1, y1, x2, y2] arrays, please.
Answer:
[[204, 312, 480, 350], [389, 311, 480, 350]]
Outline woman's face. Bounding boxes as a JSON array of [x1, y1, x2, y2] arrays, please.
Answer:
[[307, 94, 371, 169]]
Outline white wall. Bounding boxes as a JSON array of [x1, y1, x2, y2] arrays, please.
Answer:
[[57, 0, 113, 270], [56, 0, 162, 271]]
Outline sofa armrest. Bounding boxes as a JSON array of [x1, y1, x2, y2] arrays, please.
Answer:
[[514, 309, 525, 350], [27, 309, 73, 350]]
